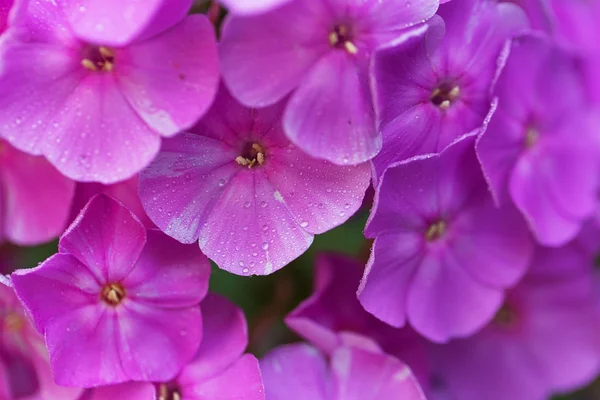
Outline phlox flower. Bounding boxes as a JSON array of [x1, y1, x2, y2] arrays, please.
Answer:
[[477, 34, 600, 246], [0, 140, 75, 246], [11, 194, 211, 387], [359, 132, 533, 342], [139, 86, 371, 276], [429, 236, 600, 400], [261, 340, 425, 400], [370, 0, 527, 177], [220, 0, 439, 165], [0, 0, 219, 183]]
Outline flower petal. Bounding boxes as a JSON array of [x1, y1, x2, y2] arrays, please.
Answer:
[[284, 51, 379, 165], [60, 194, 147, 283], [123, 230, 210, 308], [117, 15, 219, 137]]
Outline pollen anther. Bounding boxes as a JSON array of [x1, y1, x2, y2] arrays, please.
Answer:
[[425, 220, 446, 241], [236, 142, 266, 169], [101, 283, 126, 306]]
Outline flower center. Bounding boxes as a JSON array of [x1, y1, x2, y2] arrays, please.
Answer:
[[493, 304, 518, 328], [81, 46, 115, 72], [430, 82, 460, 110], [158, 382, 182, 400], [524, 126, 539, 149], [235, 142, 266, 169], [101, 283, 126, 306], [425, 220, 446, 241], [329, 24, 358, 54]]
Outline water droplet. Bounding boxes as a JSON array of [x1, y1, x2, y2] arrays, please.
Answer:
[[262, 242, 269, 250], [300, 221, 309, 228]]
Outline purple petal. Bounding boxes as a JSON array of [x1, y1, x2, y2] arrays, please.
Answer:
[[331, 346, 426, 400], [260, 344, 329, 400], [60, 194, 147, 283], [284, 51, 378, 165], [59, 0, 192, 46], [265, 143, 371, 235], [219, 0, 328, 107], [116, 15, 219, 137], [116, 301, 202, 383], [358, 233, 422, 328], [0, 141, 75, 245], [122, 230, 210, 308], [11, 253, 101, 335]]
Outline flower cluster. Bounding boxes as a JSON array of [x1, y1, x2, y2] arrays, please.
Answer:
[[1, 0, 600, 399]]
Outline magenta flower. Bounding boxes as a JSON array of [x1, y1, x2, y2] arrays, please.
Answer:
[[139, 86, 371, 276], [429, 238, 600, 400], [1, 281, 82, 400], [261, 341, 426, 400], [477, 34, 600, 246], [219, 0, 290, 15], [11, 194, 211, 387], [287, 253, 429, 387], [0, 140, 75, 246], [370, 0, 527, 177], [0, 0, 219, 183], [154, 294, 264, 400], [359, 132, 533, 342], [220, 0, 439, 165]]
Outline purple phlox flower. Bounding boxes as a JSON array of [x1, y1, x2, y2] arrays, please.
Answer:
[[359, 132, 534, 343], [220, 0, 439, 165], [370, 0, 528, 178], [78, 382, 154, 400], [154, 294, 264, 400], [11, 194, 211, 387], [0, 139, 75, 246], [1, 281, 82, 400], [261, 339, 426, 400], [286, 253, 430, 387], [69, 175, 154, 229], [219, 0, 291, 15], [428, 236, 600, 400], [0, 0, 219, 183], [476, 33, 600, 246], [138, 85, 371, 276]]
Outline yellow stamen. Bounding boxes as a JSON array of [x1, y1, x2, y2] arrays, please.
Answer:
[[81, 59, 97, 71], [344, 41, 358, 54], [425, 220, 446, 241]]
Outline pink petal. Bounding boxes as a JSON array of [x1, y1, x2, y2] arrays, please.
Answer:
[[358, 233, 423, 328], [284, 51, 379, 165], [199, 169, 313, 276], [260, 344, 329, 400], [138, 133, 239, 244], [406, 251, 504, 343], [219, 0, 328, 107], [0, 141, 75, 245], [11, 253, 100, 335], [179, 294, 248, 383], [220, 0, 291, 14], [183, 354, 264, 400], [116, 15, 219, 137], [80, 382, 155, 400], [331, 347, 426, 400], [60, 194, 147, 283], [265, 143, 371, 235], [122, 230, 210, 308], [116, 301, 202, 383], [46, 305, 126, 386], [59, 0, 192, 46]]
